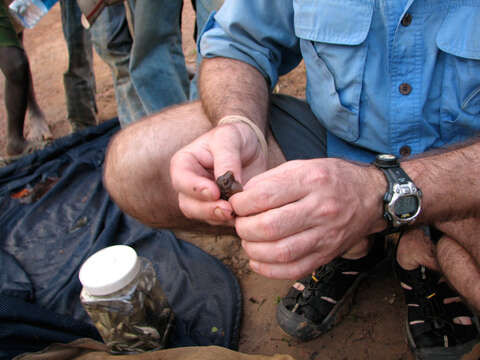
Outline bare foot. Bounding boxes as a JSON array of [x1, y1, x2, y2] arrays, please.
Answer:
[[6, 137, 28, 156], [28, 111, 52, 141]]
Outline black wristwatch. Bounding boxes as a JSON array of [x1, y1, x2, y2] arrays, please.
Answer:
[[373, 154, 422, 233]]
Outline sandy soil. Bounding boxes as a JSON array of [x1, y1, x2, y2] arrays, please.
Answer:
[[0, 3, 424, 359]]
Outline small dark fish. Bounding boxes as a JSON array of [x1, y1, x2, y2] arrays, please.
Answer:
[[216, 171, 243, 200]]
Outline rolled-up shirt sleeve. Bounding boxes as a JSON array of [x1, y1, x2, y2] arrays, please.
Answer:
[[198, 0, 302, 89]]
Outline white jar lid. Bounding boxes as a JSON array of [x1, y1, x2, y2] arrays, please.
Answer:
[[79, 245, 140, 296]]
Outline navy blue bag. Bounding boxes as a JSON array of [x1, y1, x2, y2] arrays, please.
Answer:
[[0, 120, 241, 360]]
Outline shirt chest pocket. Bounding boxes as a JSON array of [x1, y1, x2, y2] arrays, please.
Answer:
[[293, 0, 374, 142], [436, 5, 480, 143]]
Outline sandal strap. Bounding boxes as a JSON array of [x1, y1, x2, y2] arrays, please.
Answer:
[[284, 238, 385, 323], [397, 264, 480, 350]]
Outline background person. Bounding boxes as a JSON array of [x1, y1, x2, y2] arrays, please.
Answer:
[[0, 0, 51, 158], [82, 0, 224, 127], [60, 0, 98, 131]]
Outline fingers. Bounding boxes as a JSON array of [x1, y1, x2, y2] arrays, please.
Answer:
[[171, 132, 239, 225], [234, 197, 314, 241], [436, 235, 480, 311], [396, 228, 439, 271], [178, 192, 235, 225], [171, 124, 256, 201], [248, 251, 336, 280], [171, 123, 267, 226], [240, 226, 329, 264], [170, 144, 220, 201], [231, 160, 309, 217]]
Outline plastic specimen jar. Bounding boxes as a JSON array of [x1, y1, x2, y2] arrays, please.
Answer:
[[79, 245, 174, 354]]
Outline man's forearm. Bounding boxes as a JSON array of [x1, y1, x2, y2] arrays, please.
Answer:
[[199, 57, 270, 132], [401, 138, 480, 224]]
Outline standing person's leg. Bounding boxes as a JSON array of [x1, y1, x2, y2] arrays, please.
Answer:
[[0, 46, 29, 155], [15, 32, 52, 142], [60, 0, 97, 131], [89, 2, 146, 126], [128, 0, 189, 114], [189, 0, 223, 99], [16, 32, 43, 119], [25, 54, 44, 120], [0, 2, 50, 156], [24, 52, 53, 142]]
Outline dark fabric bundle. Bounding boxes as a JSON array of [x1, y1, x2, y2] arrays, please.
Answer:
[[0, 119, 241, 360]]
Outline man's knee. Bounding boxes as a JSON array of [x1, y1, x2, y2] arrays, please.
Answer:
[[0, 47, 29, 82], [104, 101, 209, 199], [103, 119, 165, 198]]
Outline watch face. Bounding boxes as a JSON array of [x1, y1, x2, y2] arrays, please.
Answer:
[[393, 195, 419, 218]]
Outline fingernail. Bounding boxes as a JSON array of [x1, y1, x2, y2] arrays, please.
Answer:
[[214, 207, 228, 219], [215, 207, 233, 220], [201, 188, 211, 198]]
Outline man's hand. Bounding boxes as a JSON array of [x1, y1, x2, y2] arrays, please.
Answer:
[[170, 121, 267, 226], [230, 158, 385, 279]]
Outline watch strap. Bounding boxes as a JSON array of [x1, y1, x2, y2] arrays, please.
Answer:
[[380, 166, 413, 188]]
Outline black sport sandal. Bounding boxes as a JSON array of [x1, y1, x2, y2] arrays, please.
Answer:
[[276, 237, 386, 341], [397, 264, 480, 360]]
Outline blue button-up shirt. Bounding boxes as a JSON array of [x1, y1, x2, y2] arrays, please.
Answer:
[[199, 0, 480, 162]]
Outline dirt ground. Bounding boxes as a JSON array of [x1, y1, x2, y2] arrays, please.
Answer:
[[0, 3, 424, 360]]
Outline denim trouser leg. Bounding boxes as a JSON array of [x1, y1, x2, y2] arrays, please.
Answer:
[[189, 0, 224, 100], [128, 0, 189, 114], [60, 0, 97, 129], [89, 3, 146, 126]]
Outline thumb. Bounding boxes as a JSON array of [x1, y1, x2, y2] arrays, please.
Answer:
[[210, 124, 245, 184]]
